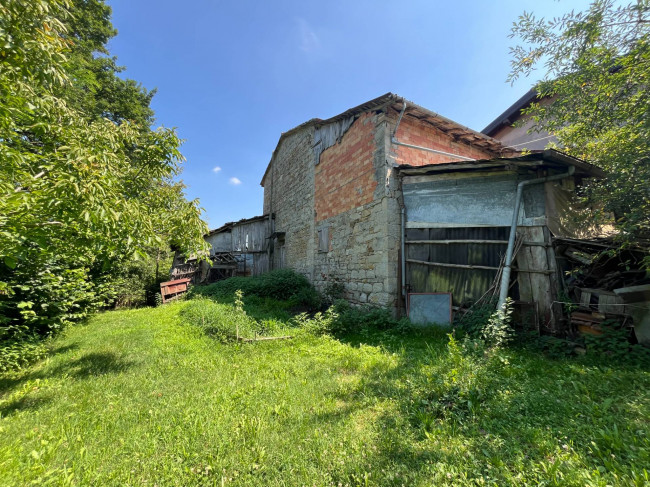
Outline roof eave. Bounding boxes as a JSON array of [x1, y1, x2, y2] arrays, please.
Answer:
[[397, 149, 605, 179], [206, 214, 269, 236], [482, 88, 539, 135]]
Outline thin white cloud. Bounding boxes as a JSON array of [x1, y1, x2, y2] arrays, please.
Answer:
[[296, 18, 320, 52], [212, 166, 222, 174], [229, 177, 242, 186]]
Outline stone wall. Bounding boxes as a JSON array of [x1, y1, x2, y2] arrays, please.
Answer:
[[312, 110, 401, 308], [261, 104, 499, 313], [262, 129, 315, 278]]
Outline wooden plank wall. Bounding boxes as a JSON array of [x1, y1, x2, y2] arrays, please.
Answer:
[[405, 227, 509, 306], [515, 226, 562, 332]]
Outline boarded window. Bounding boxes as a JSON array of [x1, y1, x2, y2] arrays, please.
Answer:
[[318, 227, 329, 253]]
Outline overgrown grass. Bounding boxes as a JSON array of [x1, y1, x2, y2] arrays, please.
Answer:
[[0, 297, 648, 486], [192, 269, 321, 309]]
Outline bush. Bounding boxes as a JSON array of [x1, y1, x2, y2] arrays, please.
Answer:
[[328, 300, 411, 334], [0, 333, 48, 372], [456, 298, 514, 349], [455, 299, 497, 338], [193, 269, 320, 308], [583, 321, 650, 366], [292, 307, 339, 336], [180, 296, 256, 343], [322, 279, 345, 306]]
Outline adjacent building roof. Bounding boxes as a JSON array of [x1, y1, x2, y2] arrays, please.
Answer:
[[260, 93, 515, 186], [397, 149, 606, 178], [481, 88, 538, 136], [206, 214, 268, 237]]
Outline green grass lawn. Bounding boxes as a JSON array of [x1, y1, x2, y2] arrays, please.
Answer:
[[1, 300, 649, 486]]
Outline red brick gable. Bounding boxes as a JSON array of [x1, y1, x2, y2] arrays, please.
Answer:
[[391, 113, 494, 166], [315, 112, 377, 223]]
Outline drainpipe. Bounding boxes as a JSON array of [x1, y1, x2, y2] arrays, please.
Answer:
[[391, 101, 476, 162], [267, 213, 273, 271], [401, 206, 406, 299], [497, 166, 575, 310]]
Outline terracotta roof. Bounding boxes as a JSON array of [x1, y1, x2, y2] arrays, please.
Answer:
[[260, 93, 514, 186]]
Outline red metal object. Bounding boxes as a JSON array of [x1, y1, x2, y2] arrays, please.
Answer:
[[160, 278, 191, 303]]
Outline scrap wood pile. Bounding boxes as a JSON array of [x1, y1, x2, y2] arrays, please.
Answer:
[[168, 252, 238, 285], [554, 237, 649, 343], [205, 252, 238, 282], [170, 262, 197, 281]]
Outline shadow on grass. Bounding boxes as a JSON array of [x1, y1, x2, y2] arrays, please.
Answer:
[[0, 394, 51, 417], [0, 343, 80, 395], [47, 351, 135, 379], [47, 343, 79, 356], [1, 350, 135, 405], [313, 331, 650, 484]]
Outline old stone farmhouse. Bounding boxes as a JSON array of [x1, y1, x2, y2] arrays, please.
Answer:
[[256, 93, 604, 329], [181, 93, 605, 330]]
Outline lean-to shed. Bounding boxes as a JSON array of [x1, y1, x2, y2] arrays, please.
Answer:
[[399, 150, 605, 331]]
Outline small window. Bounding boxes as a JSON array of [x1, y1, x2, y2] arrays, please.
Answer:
[[318, 227, 329, 253]]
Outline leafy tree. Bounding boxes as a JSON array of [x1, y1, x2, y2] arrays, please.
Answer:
[[508, 0, 650, 259], [63, 0, 156, 126], [0, 0, 208, 343]]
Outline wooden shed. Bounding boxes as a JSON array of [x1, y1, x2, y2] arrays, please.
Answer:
[[203, 215, 272, 278], [398, 150, 605, 332]]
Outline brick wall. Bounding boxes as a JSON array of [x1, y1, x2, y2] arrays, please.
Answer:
[[314, 112, 377, 222], [312, 110, 401, 308], [262, 105, 498, 313], [390, 112, 494, 165]]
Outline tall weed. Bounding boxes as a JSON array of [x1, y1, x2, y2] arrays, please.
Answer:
[[181, 296, 256, 343]]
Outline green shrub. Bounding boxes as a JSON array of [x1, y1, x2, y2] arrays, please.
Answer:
[[481, 298, 515, 348], [583, 321, 650, 366], [180, 296, 256, 343], [331, 300, 411, 334], [322, 279, 345, 305], [193, 269, 320, 308], [455, 299, 497, 338], [0, 333, 48, 372], [292, 307, 339, 336], [455, 298, 515, 349]]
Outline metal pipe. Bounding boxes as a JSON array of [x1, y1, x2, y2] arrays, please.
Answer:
[[391, 100, 475, 162], [392, 102, 407, 139], [391, 140, 476, 161], [401, 206, 406, 297], [497, 166, 575, 310]]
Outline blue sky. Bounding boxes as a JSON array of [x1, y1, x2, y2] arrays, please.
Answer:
[[107, 0, 592, 229]]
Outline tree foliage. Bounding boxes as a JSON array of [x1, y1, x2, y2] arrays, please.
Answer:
[[0, 0, 208, 341], [509, 0, 650, 255]]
